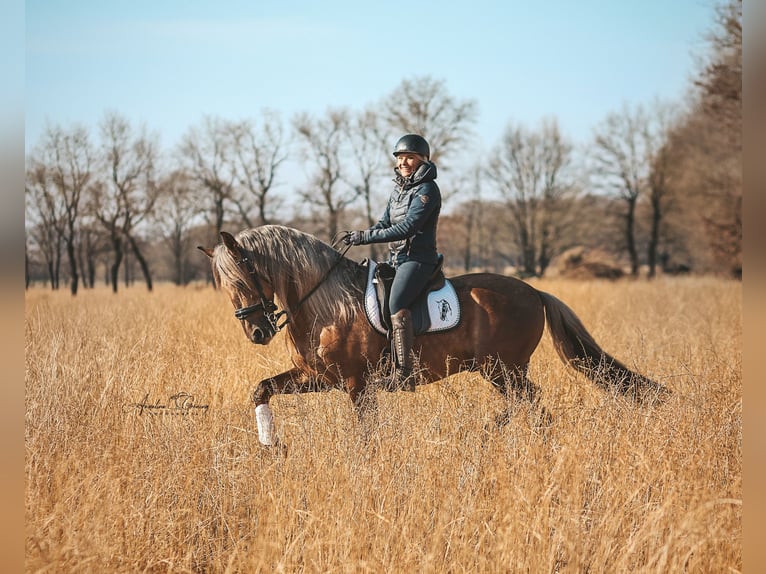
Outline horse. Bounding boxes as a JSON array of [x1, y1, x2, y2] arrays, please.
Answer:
[[199, 225, 668, 446]]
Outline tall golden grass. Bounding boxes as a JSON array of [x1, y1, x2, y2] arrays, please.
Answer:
[[25, 278, 741, 573]]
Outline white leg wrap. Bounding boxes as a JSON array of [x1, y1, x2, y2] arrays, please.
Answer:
[[255, 404, 275, 446]]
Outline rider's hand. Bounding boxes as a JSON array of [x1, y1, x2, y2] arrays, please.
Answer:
[[343, 231, 365, 246]]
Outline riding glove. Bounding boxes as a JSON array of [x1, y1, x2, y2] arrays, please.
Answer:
[[344, 230, 366, 246]]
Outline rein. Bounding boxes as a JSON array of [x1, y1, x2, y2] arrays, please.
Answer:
[[290, 242, 352, 320], [234, 238, 352, 334]]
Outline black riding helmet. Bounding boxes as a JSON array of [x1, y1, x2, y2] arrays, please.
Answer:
[[392, 134, 430, 159]]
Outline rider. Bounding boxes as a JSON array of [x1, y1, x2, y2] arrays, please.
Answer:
[[344, 134, 442, 391]]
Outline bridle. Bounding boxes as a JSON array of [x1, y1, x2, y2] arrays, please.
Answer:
[[232, 236, 352, 339], [233, 253, 288, 340]]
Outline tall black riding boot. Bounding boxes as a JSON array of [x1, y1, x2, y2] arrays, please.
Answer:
[[390, 308, 416, 392]]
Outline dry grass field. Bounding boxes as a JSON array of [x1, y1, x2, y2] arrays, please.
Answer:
[[25, 277, 741, 573]]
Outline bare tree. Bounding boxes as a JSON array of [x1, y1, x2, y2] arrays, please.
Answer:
[[88, 177, 122, 290], [26, 124, 94, 294], [643, 100, 681, 278], [440, 197, 516, 274], [489, 117, 578, 276], [664, 0, 742, 276], [344, 107, 390, 260], [293, 108, 358, 240], [229, 110, 288, 227], [536, 120, 579, 275], [381, 76, 478, 168], [93, 111, 159, 292], [696, 0, 741, 146], [461, 169, 484, 272], [178, 115, 238, 239], [591, 104, 651, 276], [75, 219, 105, 289], [26, 161, 63, 289], [153, 169, 200, 285]]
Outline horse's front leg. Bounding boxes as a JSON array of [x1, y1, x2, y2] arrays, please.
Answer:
[[252, 367, 320, 447]]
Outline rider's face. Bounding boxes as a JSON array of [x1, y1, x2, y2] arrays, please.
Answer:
[[396, 153, 424, 177]]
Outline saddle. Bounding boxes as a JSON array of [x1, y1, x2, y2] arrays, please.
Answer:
[[364, 257, 460, 336]]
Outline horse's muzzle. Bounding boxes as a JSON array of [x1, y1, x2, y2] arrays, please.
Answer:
[[251, 327, 273, 345]]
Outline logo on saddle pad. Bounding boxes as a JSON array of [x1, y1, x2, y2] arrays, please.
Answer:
[[364, 261, 460, 336]]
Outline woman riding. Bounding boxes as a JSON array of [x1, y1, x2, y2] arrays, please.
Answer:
[[344, 134, 442, 391]]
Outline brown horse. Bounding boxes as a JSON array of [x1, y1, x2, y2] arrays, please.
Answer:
[[200, 225, 667, 446]]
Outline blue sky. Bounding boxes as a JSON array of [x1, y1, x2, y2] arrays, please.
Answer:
[[25, 0, 716, 155]]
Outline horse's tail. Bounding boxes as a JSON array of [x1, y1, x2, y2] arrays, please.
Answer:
[[538, 290, 670, 402]]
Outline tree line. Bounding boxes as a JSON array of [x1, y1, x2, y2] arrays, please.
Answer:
[[25, 0, 741, 294]]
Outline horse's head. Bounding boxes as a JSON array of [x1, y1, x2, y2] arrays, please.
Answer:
[[198, 231, 286, 345]]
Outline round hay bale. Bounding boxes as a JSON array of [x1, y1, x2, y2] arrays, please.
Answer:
[[549, 246, 625, 280]]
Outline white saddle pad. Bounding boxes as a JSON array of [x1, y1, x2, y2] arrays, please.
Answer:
[[363, 260, 460, 336]]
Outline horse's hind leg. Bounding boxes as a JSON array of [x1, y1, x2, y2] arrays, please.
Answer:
[[482, 359, 550, 429], [348, 380, 379, 443]]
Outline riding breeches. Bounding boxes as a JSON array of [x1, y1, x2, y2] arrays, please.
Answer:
[[389, 259, 437, 315]]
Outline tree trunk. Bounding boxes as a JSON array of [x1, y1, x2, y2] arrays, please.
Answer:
[[53, 250, 61, 290], [328, 209, 340, 244], [47, 261, 56, 290], [538, 214, 552, 277], [538, 239, 551, 277], [175, 255, 184, 286], [214, 196, 226, 238], [76, 243, 88, 288], [86, 251, 96, 288], [110, 237, 123, 293], [518, 226, 535, 276], [127, 234, 153, 291], [647, 194, 661, 279], [463, 200, 478, 272], [625, 198, 639, 276], [124, 250, 131, 288], [463, 220, 473, 273], [65, 239, 79, 295]]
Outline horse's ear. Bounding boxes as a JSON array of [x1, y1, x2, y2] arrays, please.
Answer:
[[220, 231, 240, 254], [197, 245, 214, 258]]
